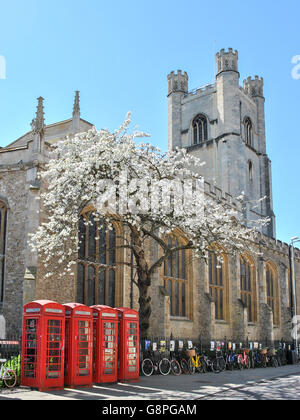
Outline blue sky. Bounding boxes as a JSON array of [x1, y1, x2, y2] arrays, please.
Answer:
[[0, 0, 299, 244]]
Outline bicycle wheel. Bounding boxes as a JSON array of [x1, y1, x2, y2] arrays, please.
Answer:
[[3, 369, 17, 388], [245, 356, 251, 369], [188, 359, 196, 375], [170, 359, 181, 376], [159, 358, 171, 376], [212, 359, 221, 373], [180, 358, 190, 374], [141, 358, 154, 376]]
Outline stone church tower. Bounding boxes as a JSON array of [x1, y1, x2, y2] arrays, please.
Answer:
[[168, 48, 275, 238]]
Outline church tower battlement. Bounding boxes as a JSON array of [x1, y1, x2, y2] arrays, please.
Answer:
[[243, 76, 264, 98], [167, 48, 275, 238], [167, 70, 189, 95], [216, 48, 239, 76]]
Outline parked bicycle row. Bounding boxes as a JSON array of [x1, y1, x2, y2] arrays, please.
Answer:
[[140, 338, 293, 377]]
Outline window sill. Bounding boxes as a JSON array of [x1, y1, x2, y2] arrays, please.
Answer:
[[170, 316, 193, 323], [215, 320, 229, 325]]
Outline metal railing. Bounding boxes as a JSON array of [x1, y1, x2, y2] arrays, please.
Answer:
[[0, 334, 21, 360]]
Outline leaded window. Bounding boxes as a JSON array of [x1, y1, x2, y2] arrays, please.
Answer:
[[266, 263, 279, 326], [245, 117, 253, 147], [240, 256, 256, 323], [208, 251, 226, 321], [164, 236, 188, 318], [77, 212, 116, 307], [192, 115, 208, 145]]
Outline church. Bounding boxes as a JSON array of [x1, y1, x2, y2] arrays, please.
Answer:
[[0, 49, 299, 346]]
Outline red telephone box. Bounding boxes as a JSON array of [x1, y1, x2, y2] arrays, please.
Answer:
[[64, 303, 93, 388], [91, 305, 118, 384], [116, 308, 139, 383], [21, 300, 65, 392]]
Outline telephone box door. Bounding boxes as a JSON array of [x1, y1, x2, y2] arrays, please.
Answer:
[[44, 317, 65, 389], [124, 319, 139, 380], [116, 308, 139, 383], [91, 305, 118, 384], [22, 317, 40, 386], [101, 318, 118, 382], [64, 303, 93, 388], [75, 318, 93, 384]]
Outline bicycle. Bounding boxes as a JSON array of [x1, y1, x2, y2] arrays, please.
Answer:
[[0, 358, 17, 388], [188, 348, 206, 374], [211, 350, 226, 373], [225, 350, 238, 370], [169, 351, 182, 376], [250, 350, 263, 368], [141, 350, 171, 376], [267, 348, 279, 368], [172, 350, 190, 374], [198, 351, 214, 372], [237, 349, 251, 369], [197, 350, 225, 373]]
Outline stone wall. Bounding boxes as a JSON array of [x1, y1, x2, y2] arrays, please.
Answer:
[[0, 167, 28, 333]]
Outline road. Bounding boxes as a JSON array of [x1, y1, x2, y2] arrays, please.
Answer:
[[1, 365, 300, 400]]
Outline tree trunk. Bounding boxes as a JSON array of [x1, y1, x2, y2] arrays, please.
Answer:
[[138, 276, 152, 338], [130, 226, 152, 338]]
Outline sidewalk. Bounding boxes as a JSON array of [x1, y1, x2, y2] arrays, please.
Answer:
[[1, 364, 300, 400]]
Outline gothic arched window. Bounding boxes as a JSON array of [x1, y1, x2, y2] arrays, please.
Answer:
[[0, 203, 7, 305], [208, 250, 228, 321], [77, 211, 117, 307], [164, 235, 189, 318], [192, 114, 208, 145], [244, 117, 253, 147], [266, 262, 280, 326], [248, 160, 253, 181], [240, 255, 257, 323]]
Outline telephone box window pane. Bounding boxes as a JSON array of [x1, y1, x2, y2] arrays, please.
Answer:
[[103, 321, 116, 375], [77, 320, 91, 377], [24, 318, 38, 378], [46, 320, 63, 379], [127, 323, 137, 372]]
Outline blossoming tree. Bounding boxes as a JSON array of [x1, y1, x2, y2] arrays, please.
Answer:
[[30, 115, 268, 337]]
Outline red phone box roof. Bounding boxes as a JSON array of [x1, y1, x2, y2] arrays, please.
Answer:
[[23, 300, 65, 316], [64, 303, 93, 318], [115, 307, 139, 319], [91, 305, 118, 319]]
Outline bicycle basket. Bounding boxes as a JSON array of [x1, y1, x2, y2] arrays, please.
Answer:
[[185, 349, 196, 357]]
